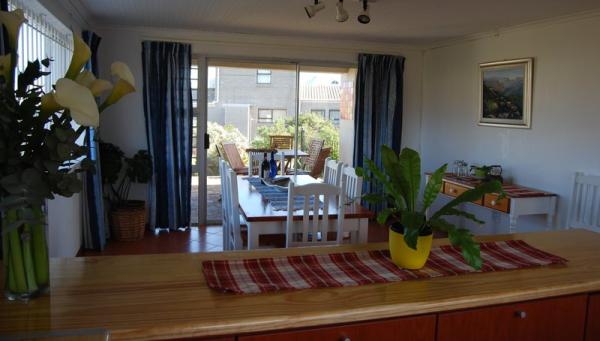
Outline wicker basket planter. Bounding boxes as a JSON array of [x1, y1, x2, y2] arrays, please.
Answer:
[[110, 200, 146, 241]]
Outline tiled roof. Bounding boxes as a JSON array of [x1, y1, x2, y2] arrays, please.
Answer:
[[299, 85, 340, 101]]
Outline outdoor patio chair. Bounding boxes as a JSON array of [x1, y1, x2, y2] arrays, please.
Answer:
[[286, 139, 324, 175], [287, 147, 331, 179], [221, 142, 248, 175]]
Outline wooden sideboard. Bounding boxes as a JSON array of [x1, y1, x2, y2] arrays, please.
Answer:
[[2, 230, 600, 341], [428, 173, 557, 233]]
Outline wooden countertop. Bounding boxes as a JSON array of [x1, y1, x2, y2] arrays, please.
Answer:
[[1, 229, 600, 340], [238, 174, 373, 222]]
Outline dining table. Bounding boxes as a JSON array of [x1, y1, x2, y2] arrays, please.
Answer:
[[237, 174, 373, 249], [246, 148, 309, 175]]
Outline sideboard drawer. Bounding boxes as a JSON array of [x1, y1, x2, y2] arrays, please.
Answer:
[[437, 294, 587, 341], [483, 193, 510, 213], [443, 183, 483, 205], [239, 314, 436, 341]]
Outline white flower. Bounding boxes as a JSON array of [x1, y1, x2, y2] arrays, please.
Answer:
[[65, 34, 91, 80], [75, 70, 113, 97], [0, 9, 26, 50], [54, 78, 99, 127], [111, 61, 135, 88]]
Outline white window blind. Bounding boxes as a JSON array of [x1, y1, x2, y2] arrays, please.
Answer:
[[8, 0, 73, 92]]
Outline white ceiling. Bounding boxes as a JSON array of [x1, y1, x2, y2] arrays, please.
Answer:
[[76, 0, 600, 45]]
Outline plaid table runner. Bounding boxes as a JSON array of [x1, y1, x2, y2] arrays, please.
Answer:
[[244, 176, 322, 211], [202, 240, 567, 294]]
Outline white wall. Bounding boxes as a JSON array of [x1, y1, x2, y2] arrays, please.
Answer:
[[96, 26, 425, 201], [422, 14, 600, 234]]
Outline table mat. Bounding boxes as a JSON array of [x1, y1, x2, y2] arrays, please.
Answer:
[[202, 240, 567, 294]]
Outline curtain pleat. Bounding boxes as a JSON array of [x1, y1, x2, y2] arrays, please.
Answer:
[[142, 41, 193, 230], [0, 0, 7, 260], [353, 53, 405, 212], [81, 30, 107, 250]]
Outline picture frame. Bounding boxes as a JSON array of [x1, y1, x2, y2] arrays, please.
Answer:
[[478, 58, 533, 128]]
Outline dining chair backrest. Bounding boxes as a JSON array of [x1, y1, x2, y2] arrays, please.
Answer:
[[222, 143, 245, 171], [219, 159, 232, 249], [247, 148, 276, 176], [269, 135, 294, 149], [224, 166, 243, 250], [567, 172, 600, 233], [309, 147, 331, 179], [303, 139, 324, 170], [285, 178, 346, 247], [323, 157, 343, 186], [342, 166, 363, 204]]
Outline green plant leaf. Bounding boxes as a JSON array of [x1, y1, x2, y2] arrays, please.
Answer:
[[365, 158, 406, 210], [397, 148, 421, 211], [443, 208, 485, 224], [400, 210, 426, 250], [421, 163, 447, 213], [362, 193, 385, 204], [377, 208, 393, 225], [431, 180, 504, 220], [402, 226, 420, 250], [448, 227, 482, 270]]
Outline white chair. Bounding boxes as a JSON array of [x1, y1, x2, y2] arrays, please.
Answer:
[[247, 151, 263, 176], [342, 166, 363, 204], [219, 159, 231, 248], [285, 178, 346, 247], [567, 172, 600, 233], [224, 165, 244, 250], [323, 157, 343, 186]]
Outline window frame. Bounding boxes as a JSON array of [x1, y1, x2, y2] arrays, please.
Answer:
[[257, 109, 275, 123], [256, 69, 272, 84], [311, 109, 326, 117], [329, 109, 341, 124]]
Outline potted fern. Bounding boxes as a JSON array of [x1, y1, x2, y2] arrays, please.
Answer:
[[356, 146, 504, 270], [100, 142, 152, 241]]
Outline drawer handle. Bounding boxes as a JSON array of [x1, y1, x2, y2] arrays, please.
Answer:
[[449, 188, 456, 194], [490, 200, 497, 206], [341, 338, 351, 341], [515, 310, 527, 319]]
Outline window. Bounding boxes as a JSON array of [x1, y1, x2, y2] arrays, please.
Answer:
[[256, 69, 271, 84], [9, 0, 73, 92], [258, 109, 274, 123], [207, 66, 218, 103], [311, 109, 326, 117], [329, 109, 340, 124], [191, 65, 198, 108]]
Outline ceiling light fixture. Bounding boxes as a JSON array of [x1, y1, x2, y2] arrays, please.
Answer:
[[335, 0, 349, 22], [305, 0, 325, 18], [357, 0, 370, 24]]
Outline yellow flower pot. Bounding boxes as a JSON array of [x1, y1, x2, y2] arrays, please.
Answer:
[[388, 227, 433, 269]]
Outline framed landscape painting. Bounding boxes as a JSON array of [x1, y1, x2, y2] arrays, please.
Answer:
[[478, 58, 533, 128]]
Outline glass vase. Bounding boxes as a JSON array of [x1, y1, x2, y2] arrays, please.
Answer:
[[2, 207, 49, 301]]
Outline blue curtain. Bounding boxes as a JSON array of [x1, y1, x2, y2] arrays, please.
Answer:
[[353, 53, 405, 211], [0, 0, 7, 260], [81, 30, 106, 250], [142, 41, 193, 230]]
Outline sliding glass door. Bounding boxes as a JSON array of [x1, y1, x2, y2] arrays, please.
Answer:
[[190, 59, 356, 226]]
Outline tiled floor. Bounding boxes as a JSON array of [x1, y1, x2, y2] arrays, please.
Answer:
[[79, 222, 391, 257]]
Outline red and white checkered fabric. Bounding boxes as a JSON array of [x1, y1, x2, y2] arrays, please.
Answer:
[[202, 240, 567, 294]]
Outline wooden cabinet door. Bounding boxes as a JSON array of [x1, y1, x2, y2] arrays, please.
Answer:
[[239, 314, 436, 341], [437, 295, 587, 341], [586, 293, 600, 341]]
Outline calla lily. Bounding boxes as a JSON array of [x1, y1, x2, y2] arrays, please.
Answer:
[[111, 62, 135, 88], [64, 34, 91, 80], [99, 78, 135, 112], [75, 70, 113, 96], [0, 54, 12, 82], [40, 93, 61, 114], [54, 78, 99, 127], [0, 9, 26, 50]]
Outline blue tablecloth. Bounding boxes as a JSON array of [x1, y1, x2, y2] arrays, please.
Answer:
[[244, 177, 322, 211]]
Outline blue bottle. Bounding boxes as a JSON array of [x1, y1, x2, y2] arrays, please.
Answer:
[[269, 151, 278, 178]]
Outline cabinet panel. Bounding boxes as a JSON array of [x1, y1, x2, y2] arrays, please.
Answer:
[[586, 293, 600, 341], [443, 182, 483, 205], [239, 314, 436, 341], [437, 295, 587, 341], [484, 193, 510, 213]]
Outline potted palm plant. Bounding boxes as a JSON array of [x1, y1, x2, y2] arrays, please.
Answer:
[[356, 146, 504, 270], [100, 142, 152, 241]]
